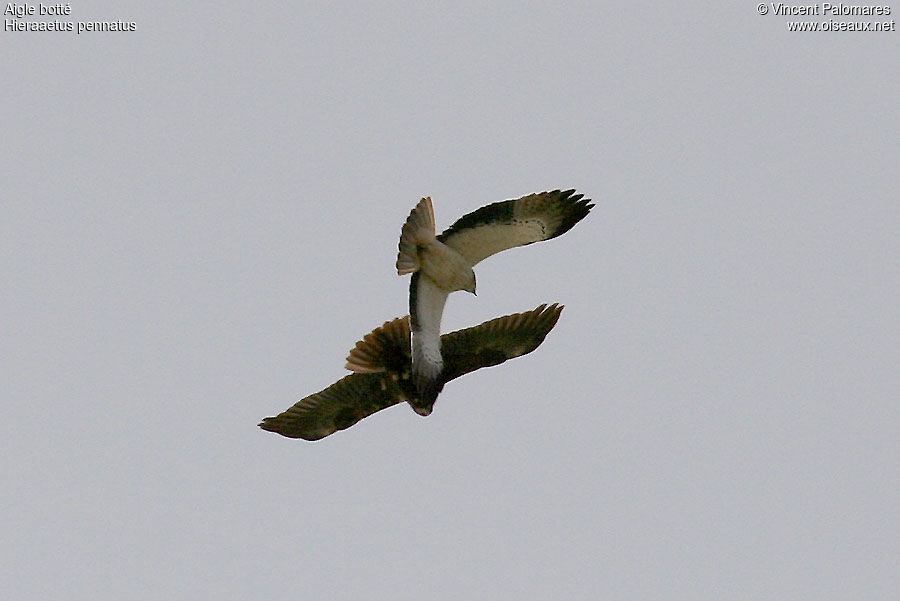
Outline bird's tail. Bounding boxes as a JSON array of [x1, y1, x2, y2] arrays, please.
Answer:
[[344, 315, 410, 374], [396, 197, 436, 275]]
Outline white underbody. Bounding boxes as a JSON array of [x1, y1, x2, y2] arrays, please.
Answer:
[[410, 240, 476, 393]]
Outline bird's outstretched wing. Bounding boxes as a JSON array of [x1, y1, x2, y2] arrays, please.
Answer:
[[258, 304, 564, 440], [438, 189, 593, 267], [441, 303, 563, 382], [258, 372, 407, 441]]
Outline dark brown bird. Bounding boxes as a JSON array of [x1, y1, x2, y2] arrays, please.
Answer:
[[259, 304, 563, 440]]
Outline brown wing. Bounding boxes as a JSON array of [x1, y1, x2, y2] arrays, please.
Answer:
[[259, 304, 564, 440], [438, 190, 593, 266], [258, 372, 408, 440], [440, 303, 564, 382]]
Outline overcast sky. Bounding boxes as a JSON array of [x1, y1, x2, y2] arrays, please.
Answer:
[[3, 3, 898, 600]]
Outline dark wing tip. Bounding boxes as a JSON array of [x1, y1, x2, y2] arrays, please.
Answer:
[[547, 189, 594, 240], [258, 416, 325, 441], [530, 302, 564, 330], [501, 302, 564, 341]]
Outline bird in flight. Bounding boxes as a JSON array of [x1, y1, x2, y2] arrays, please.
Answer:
[[259, 303, 563, 440], [376, 189, 592, 413]]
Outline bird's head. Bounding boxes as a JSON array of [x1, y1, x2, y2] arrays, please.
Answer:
[[411, 404, 433, 417], [408, 374, 445, 416]]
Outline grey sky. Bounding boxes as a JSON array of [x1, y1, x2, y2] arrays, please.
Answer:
[[3, 3, 898, 600]]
